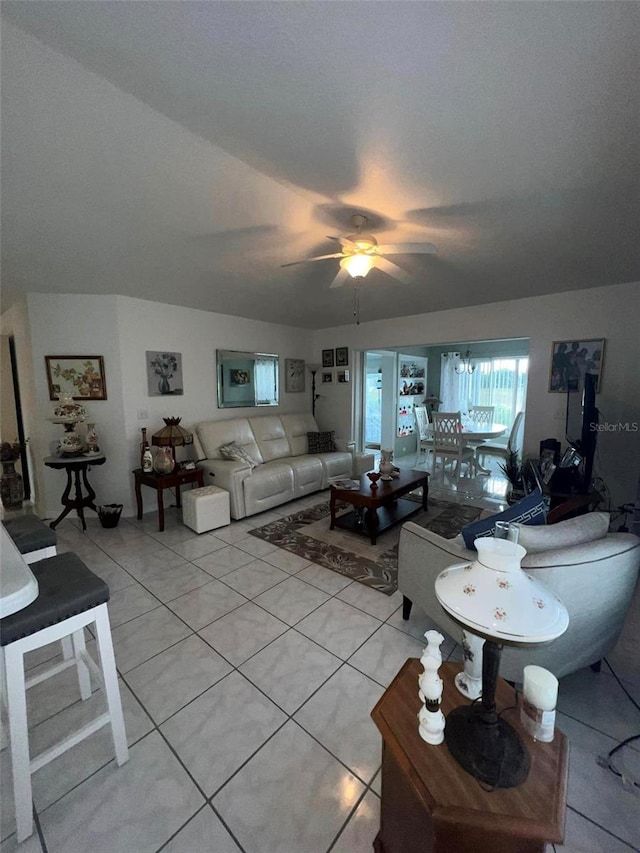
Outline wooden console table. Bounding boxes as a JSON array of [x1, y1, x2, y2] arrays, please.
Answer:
[[133, 467, 204, 532], [371, 660, 568, 853]]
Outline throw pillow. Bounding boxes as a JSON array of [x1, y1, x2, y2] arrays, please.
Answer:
[[513, 511, 610, 554], [218, 442, 258, 469], [461, 488, 546, 550], [307, 431, 337, 453]]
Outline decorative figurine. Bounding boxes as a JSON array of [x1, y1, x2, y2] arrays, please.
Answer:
[[417, 629, 446, 745]]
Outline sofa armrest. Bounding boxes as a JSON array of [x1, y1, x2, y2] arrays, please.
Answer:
[[197, 459, 253, 519], [335, 438, 355, 454], [522, 533, 640, 569]]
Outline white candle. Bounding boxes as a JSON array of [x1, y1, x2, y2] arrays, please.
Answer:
[[523, 665, 558, 712]]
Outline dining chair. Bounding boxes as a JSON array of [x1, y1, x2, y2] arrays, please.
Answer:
[[413, 405, 433, 460], [431, 412, 475, 479], [477, 410, 525, 467], [468, 405, 495, 426]]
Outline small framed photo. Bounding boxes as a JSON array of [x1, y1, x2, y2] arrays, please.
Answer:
[[322, 371, 333, 383], [45, 355, 107, 400], [322, 349, 335, 368], [549, 339, 605, 393], [335, 347, 349, 367], [230, 369, 251, 386], [285, 358, 305, 393], [146, 351, 184, 396], [338, 370, 350, 383]]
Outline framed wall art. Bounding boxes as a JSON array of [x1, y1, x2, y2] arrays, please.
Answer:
[[549, 339, 605, 393], [285, 358, 305, 392], [146, 351, 184, 396], [45, 355, 107, 401], [322, 371, 333, 383], [338, 370, 350, 383], [322, 349, 335, 368], [335, 347, 349, 367]]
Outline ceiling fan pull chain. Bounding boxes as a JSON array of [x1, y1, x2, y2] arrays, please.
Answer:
[[353, 286, 360, 325]]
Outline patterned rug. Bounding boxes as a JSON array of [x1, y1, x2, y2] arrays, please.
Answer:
[[248, 497, 483, 595]]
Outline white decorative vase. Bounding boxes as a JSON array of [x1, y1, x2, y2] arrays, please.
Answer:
[[379, 449, 394, 480], [455, 630, 484, 700], [417, 629, 445, 745]]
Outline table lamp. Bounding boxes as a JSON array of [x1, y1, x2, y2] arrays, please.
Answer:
[[152, 417, 193, 461], [435, 538, 569, 788]]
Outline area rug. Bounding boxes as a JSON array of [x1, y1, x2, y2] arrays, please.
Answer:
[[248, 497, 483, 595]]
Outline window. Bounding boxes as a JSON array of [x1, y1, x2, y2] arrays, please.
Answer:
[[442, 356, 528, 428]]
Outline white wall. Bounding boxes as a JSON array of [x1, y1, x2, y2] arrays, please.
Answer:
[[26, 294, 313, 517], [313, 281, 640, 508]]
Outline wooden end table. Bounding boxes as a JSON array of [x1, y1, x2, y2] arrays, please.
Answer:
[[133, 467, 204, 532], [329, 469, 429, 545], [44, 454, 106, 532], [371, 660, 568, 853]]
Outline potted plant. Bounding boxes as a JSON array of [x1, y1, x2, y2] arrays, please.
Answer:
[[499, 450, 525, 504]]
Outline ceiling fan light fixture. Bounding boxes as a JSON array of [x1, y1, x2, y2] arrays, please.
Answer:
[[340, 253, 375, 278]]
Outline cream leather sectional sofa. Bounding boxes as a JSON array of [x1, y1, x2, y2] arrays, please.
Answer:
[[193, 413, 354, 519]]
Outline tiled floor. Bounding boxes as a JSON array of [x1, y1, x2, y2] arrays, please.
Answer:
[[1, 483, 639, 852]]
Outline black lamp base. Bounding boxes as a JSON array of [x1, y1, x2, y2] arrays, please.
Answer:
[[445, 704, 530, 788]]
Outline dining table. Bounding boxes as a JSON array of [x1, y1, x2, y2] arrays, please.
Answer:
[[0, 525, 39, 618], [426, 421, 507, 475]]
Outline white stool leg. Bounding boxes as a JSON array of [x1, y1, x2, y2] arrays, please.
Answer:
[[71, 629, 92, 700], [61, 635, 73, 660], [4, 642, 34, 842], [93, 606, 128, 766]]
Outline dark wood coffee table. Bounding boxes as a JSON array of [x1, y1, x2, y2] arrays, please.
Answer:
[[329, 469, 429, 545]]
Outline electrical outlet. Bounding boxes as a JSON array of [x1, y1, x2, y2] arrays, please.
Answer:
[[137, 409, 149, 420]]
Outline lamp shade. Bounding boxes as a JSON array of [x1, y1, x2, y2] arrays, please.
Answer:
[[435, 538, 569, 643], [340, 253, 375, 278], [152, 417, 193, 448]]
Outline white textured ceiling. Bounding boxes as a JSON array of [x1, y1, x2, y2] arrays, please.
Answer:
[[1, 1, 638, 328]]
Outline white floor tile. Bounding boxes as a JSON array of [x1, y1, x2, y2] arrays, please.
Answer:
[[161, 671, 286, 796], [239, 629, 341, 714], [198, 601, 288, 666], [348, 623, 424, 687], [296, 563, 354, 594], [253, 576, 330, 625], [337, 583, 404, 621], [167, 579, 247, 631], [192, 544, 255, 577], [213, 721, 364, 853], [294, 665, 384, 784], [38, 731, 204, 853], [125, 635, 232, 723], [110, 606, 192, 673], [221, 559, 289, 598], [160, 806, 242, 853], [295, 599, 382, 660], [332, 790, 381, 853], [106, 582, 161, 627], [168, 533, 227, 561]]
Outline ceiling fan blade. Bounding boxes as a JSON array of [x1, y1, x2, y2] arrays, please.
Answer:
[[329, 267, 351, 289], [327, 234, 361, 251], [281, 252, 345, 268], [376, 242, 437, 255], [372, 256, 412, 284]]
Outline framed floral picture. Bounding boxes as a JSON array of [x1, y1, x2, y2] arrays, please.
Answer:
[[45, 355, 107, 400], [322, 349, 334, 368], [322, 371, 333, 383], [336, 347, 349, 367], [146, 352, 184, 396], [285, 358, 305, 392]]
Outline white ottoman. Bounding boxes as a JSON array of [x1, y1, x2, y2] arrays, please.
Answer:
[[353, 452, 376, 477], [182, 485, 230, 533]]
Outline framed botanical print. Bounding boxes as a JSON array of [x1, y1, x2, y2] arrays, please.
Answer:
[[322, 371, 333, 383], [45, 355, 107, 400], [549, 339, 605, 393], [322, 349, 334, 368], [146, 351, 184, 396], [285, 358, 305, 392], [335, 347, 349, 367]]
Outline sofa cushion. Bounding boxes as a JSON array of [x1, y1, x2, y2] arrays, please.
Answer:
[[281, 413, 320, 456], [514, 511, 610, 554], [307, 431, 337, 453], [218, 442, 259, 469], [461, 488, 547, 550], [249, 416, 292, 462], [196, 418, 263, 463]]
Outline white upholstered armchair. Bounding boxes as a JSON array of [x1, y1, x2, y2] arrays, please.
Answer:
[[397, 512, 640, 682]]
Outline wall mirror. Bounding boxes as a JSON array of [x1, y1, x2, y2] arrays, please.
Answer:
[[216, 350, 279, 408]]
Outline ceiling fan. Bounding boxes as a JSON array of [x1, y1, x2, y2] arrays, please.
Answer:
[[282, 213, 437, 288]]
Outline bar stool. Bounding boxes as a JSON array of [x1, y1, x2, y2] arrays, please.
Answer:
[[0, 552, 128, 842], [2, 516, 57, 564]]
